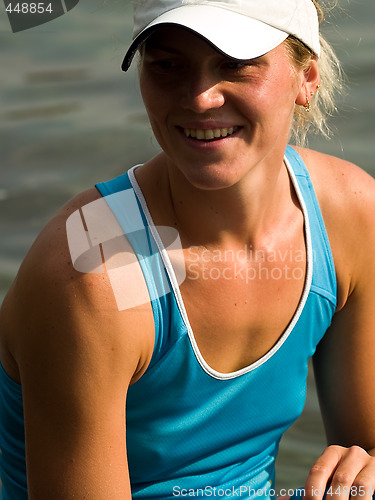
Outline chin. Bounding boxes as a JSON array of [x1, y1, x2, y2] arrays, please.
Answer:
[[178, 162, 244, 191]]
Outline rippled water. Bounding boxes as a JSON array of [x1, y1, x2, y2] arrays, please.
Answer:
[[0, 0, 374, 490]]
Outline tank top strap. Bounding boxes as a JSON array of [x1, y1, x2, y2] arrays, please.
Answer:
[[96, 168, 177, 368], [284, 145, 337, 307]]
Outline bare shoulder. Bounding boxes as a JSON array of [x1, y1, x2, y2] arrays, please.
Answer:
[[0, 186, 148, 496], [0, 186, 154, 384], [294, 146, 375, 306], [295, 146, 375, 210]]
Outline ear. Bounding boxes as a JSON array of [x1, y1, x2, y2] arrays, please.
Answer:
[[295, 59, 320, 107]]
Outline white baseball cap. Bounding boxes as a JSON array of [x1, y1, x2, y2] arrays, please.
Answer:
[[122, 0, 320, 71]]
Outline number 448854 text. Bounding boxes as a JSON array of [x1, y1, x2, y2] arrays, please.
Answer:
[[326, 486, 374, 497], [5, 3, 53, 14]]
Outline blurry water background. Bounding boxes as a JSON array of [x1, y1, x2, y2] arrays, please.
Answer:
[[0, 0, 374, 491]]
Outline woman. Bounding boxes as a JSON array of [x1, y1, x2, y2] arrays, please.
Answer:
[[1, 0, 375, 498]]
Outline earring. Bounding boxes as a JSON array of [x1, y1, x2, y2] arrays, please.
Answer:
[[304, 96, 311, 112]]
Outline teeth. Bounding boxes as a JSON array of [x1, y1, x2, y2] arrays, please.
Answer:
[[183, 126, 238, 141]]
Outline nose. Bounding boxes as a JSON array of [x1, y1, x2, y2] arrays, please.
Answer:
[[180, 68, 225, 113]]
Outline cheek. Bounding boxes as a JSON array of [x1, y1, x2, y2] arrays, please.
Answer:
[[140, 74, 174, 126], [262, 56, 299, 98], [139, 78, 175, 150], [238, 67, 296, 115], [260, 74, 299, 124], [140, 78, 157, 117], [140, 82, 165, 131]]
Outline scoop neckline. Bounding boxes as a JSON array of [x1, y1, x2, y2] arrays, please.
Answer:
[[127, 157, 313, 380]]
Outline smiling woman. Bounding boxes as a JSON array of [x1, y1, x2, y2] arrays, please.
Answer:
[[138, 26, 315, 190], [1, 1, 375, 499]]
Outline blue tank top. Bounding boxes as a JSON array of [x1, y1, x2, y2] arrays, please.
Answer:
[[0, 146, 337, 499]]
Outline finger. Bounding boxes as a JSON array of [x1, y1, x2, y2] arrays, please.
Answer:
[[351, 465, 375, 500], [327, 446, 373, 500], [303, 445, 344, 500]]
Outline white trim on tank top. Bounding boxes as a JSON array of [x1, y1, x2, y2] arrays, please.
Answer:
[[127, 155, 313, 381]]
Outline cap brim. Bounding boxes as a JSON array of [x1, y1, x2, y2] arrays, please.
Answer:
[[122, 5, 289, 71]]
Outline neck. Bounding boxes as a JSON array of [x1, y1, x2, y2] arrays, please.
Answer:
[[160, 150, 294, 250]]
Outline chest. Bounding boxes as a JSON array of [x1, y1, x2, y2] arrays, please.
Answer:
[[179, 240, 307, 373]]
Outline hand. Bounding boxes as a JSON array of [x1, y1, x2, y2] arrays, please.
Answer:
[[277, 445, 375, 500], [304, 445, 375, 500]]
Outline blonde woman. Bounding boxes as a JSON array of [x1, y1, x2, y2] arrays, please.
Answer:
[[1, 1, 375, 498]]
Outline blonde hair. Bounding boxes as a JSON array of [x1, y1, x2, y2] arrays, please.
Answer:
[[285, 0, 344, 146]]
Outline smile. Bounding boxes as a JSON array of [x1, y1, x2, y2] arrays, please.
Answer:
[[183, 126, 239, 141]]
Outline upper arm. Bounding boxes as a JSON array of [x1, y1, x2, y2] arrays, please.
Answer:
[[313, 280, 375, 449], [1, 189, 154, 499], [312, 155, 375, 449]]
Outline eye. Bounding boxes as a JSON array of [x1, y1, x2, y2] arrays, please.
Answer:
[[222, 59, 259, 72], [143, 55, 185, 74], [151, 59, 177, 70], [224, 61, 248, 70]]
